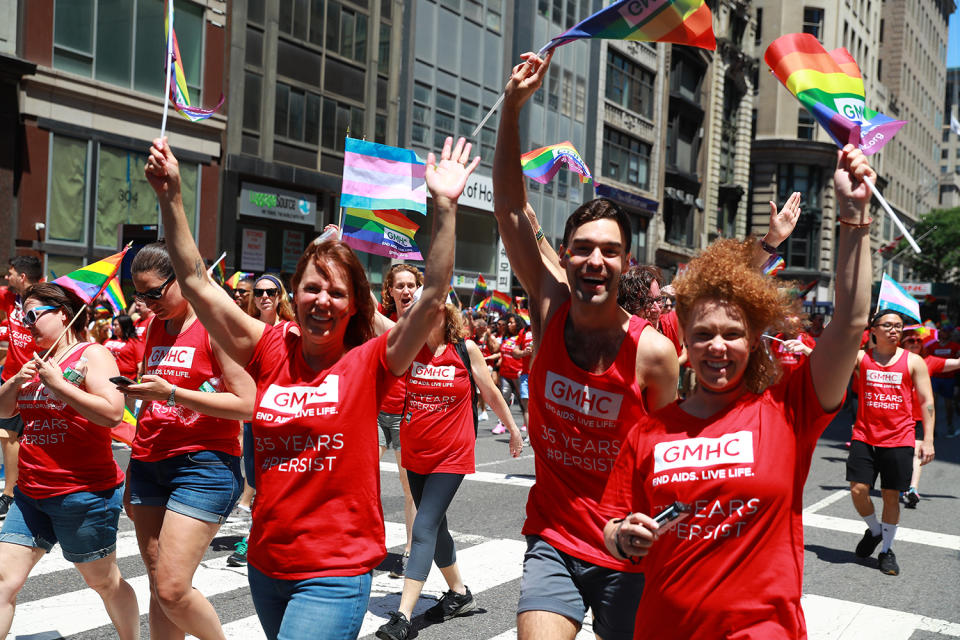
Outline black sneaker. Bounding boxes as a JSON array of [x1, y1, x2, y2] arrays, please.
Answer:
[[878, 549, 900, 575], [388, 552, 408, 579], [855, 528, 883, 558], [904, 488, 920, 509], [227, 537, 248, 567], [424, 587, 476, 622], [0, 494, 12, 520], [376, 611, 411, 640]]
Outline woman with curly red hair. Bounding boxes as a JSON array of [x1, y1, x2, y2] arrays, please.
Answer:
[[599, 145, 875, 639]]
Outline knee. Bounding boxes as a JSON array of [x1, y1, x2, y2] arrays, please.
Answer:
[[849, 483, 870, 501], [0, 570, 26, 604], [153, 574, 192, 611], [81, 566, 120, 596]]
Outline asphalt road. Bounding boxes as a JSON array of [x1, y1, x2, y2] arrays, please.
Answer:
[[7, 401, 960, 640]]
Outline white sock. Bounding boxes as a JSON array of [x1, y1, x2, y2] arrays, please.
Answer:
[[864, 513, 881, 537], [880, 522, 897, 553]]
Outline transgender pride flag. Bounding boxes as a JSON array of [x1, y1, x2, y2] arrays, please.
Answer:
[[877, 273, 920, 323], [341, 138, 427, 216]]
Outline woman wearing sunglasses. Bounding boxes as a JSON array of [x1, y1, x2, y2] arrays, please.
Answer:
[[246, 275, 295, 327], [120, 243, 256, 640], [0, 283, 139, 639], [145, 135, 477, 640]]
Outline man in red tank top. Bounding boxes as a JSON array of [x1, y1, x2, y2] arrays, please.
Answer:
[[494, 53, 680, 640], [0, 255, 42, 519], [848, 309, 934, 576]]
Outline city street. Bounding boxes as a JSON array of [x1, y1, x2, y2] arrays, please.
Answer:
[[7, 402, 960, 640]]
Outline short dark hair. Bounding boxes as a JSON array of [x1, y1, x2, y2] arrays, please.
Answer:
[[130, 242, 174, 279], [9, 255, 42, 282], [871, 309, 905, 326], [617, 265, 663, 315], [562, 198, 632, 255], [114, 314, 137, 341]]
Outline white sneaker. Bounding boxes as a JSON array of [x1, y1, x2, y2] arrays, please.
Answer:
[[479, 411, 489, 421]]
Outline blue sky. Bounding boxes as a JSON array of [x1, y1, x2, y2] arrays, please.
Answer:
[[949, 9, 960, 67]]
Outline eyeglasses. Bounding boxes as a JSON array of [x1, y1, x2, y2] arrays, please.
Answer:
[[644, 296, 667, 307], [254, 287, 279, 298], [23, 305, 59, 326], [133, 274, 175, 301], [903, 337, 921, 344], [874, 322, 904, 331], [233, 288, 251, 299]]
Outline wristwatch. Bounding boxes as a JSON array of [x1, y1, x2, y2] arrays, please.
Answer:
[[166, 385, 177, 407]]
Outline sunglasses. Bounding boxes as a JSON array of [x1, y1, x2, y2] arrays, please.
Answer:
[[23, 305, 60, 327], [254, 287, 279, 298], [133, 274, 175, 301]]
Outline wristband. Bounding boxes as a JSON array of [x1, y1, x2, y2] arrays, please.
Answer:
[[838, 217, 873, 228], [760, 239, 778, 254], [535, 226, 545, 242]]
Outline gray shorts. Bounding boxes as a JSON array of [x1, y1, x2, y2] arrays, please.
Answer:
[[378, 412, 402, 450], [517, 535, 644, 640]]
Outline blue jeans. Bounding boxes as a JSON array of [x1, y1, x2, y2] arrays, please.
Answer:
[[248, 564, 372, 640]]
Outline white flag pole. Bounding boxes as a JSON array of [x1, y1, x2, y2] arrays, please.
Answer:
[[206, 251, 226, 276], [160, 0, 175, 139], [863, 176, 921, 254], [471, 43, 553, 138]]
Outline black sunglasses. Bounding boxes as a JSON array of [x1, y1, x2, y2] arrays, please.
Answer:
[[254, 287, 279, 298], [134, 274, 175, 301]]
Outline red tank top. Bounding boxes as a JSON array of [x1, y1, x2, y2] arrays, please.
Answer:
[[925, 341, 960, 378], [132, 317, 241, 461], [499, 331, 524, 379], [17, 343, 124, 498], [853, 349, 916, 448], [1, 288, 36, 381], [400, 342, 475, 475], [524, 300, 649, 571]]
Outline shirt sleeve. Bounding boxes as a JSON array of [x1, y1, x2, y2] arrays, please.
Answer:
[[780, 358, 841, 443], [926, 355, 946, 377], [599, 422, 651, 521], [246, 323, 281, 381], [372, 332, 399, 404]]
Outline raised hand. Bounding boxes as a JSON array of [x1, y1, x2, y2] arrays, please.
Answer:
[[504, 51, 554, 109], [144, 137, 182, 202], [424, 137, 481, 205], [766, 191, 802, 246], [835, 144, 875, 221]]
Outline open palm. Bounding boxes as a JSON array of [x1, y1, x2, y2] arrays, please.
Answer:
[[425, 137, 480, 203]]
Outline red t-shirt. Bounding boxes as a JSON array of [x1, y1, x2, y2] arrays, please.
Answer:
[[924, 341, 960, 378], [132, 318, 241, 461], [0, 287, 36, 381], [853, 349, 916, 448], [600, 361, 838, 639], [520, 330, 534, 374], [400, 342, 475, 475], [16, 343, 124, 498], [499, 331, 525, 379], [772, 332, 816, 373], [658, 310, 683, 357], [245, 326, 396, 580], [102, 338, 140, 379], [133, 314, 153, 339], [524, 300, 649, 571], [912, 355, 946, 421]]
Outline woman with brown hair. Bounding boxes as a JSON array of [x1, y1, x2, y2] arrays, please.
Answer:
[[0, 283, 138, 639], [599, 146, 875, 639], [246, 274, 295, 326], [145, 134, 479, 640], [377, 304, 524, 640]]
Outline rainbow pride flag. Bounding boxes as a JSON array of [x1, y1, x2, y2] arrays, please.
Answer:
[[164, 0, 224, 121], [765, 33, 905, 155], [517, 309, 531, 327], [488, 291, 512, 315], [543, 0, 715, 53], [521, 142, 592, 184], [103, 276, 127, 315], [473, 274, 488, 300], [53, 248, 128, 305], [341, 209, 423, 260], [341, 138, 427, 215], [225, 272, 254, 289], [762, 255, 786, 278], [212, 261, 226, 285], [474, 296, 490, 312]]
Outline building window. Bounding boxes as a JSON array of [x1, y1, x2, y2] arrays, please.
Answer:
[[666, 113, 700, 176], [719, 84, 740, 184], [53, 0, 203, 100], [797, 109, 816, 139], [321, 98, 363, 151], [326, 1, 368, 63], [755, 7, 763, 46], [561, 70, 573, 116], [602, 127, 651, 190], [943, 149, 950, 159], [548, 65, 560, 110], [575, 76, 586, 121], [802, 7, 824, 41], [663, 198, 695, 247], [671, 51, 704, 103], [605, 51, 655, 119], [777, 164, 822, 269]]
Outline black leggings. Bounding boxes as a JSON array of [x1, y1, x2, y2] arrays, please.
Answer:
[[405, 470, 465, 582]]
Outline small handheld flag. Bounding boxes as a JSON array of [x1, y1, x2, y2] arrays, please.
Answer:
[[103, 276, 127, 316], [521, 142, 592, 184], [488, 291, 512, 315], [162, 0, 224, 134], [341, 209, 423, 260], [225, 272, 254, 289], [341, 138, 427, 216], [53, 248, 129, 305], [473, 274, 488, 300], [876, 273, 921, 323], [762, 255, 786, 277]]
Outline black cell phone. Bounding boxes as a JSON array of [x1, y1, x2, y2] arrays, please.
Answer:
[[109, 375, 136, 386], [653, 501, 692, 531]]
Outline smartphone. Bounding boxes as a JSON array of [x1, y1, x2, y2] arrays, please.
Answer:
[[653, 501, 692, 531], [109, 375, 136, 386]]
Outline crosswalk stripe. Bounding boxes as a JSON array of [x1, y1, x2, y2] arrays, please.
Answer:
[[801, 593, 960, 639], [802, 513, 960, 551], [380, 461, 534, 488]]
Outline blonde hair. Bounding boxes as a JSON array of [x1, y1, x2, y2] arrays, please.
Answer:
[[247, 274, 295, 323]]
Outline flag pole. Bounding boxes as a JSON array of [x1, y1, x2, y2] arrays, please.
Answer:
[[472, 43, 552, 138], [206, 251, 226, 276], [160, 0, 175, 139], [880, 226, 936, 266], [38, 305, 88, 364], [863, 177, 921, 254]]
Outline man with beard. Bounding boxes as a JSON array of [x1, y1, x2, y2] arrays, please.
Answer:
[[493, 51, 678, 640]]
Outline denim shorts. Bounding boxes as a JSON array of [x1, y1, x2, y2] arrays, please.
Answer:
[[0, 413, 24, 436], [377, 412, 402, 450], [127, 450, 243, 524], [517, 535, 644, 640], [0, 485, 122, 563], [248, 564, 372, 640]]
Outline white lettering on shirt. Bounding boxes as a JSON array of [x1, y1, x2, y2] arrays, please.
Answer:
[[544, 371, 624, 420], [411, 361, 455, 381], [148, 346, 196, 369], [259, 379, 339, 415], [653, 431, 754, 473], [865, 369, 902, 386]]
